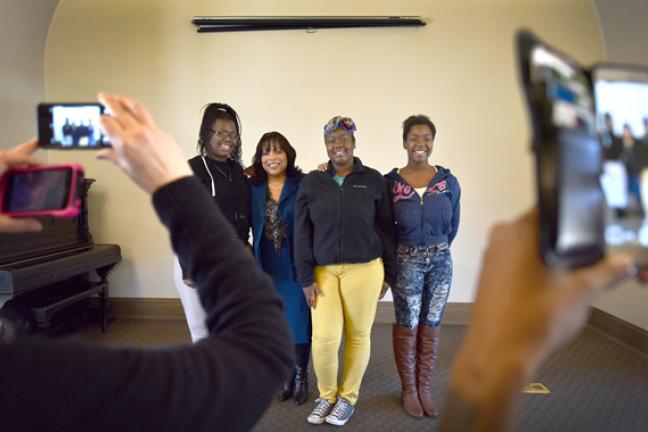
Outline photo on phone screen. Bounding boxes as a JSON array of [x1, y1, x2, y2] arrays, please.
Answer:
[[594, 67, 648, 247], [529, 45, 595, 134], [3, 169, 72, 212], [38, 103, 108, 148]]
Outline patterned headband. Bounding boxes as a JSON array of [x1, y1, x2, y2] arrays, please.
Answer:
[[324, 116, 357, 136]]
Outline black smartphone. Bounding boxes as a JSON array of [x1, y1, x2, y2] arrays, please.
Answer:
[[593, 64, 648, 248], [0, 163, 84, 218], [37, 103, 109, 149], [517, 30, 606, 268]]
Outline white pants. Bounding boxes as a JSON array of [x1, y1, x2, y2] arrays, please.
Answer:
[[601, 161, 628, 209], [173, 255, 208, 342]]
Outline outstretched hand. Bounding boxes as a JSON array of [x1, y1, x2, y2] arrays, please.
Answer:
[[442, 209, 634, 432], [96, 92, 192, 194], [458, 210, 631, 374], [0, 139, 43, 233]]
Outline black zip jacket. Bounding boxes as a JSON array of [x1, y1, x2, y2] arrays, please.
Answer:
[[188, 155, 250, 244], [294, 158, 396, 288], [0, 176, 292, 432], [181, 155, 251, 278]]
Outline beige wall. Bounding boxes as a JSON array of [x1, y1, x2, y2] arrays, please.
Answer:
[[45, 0, 605, 299], [0, 0, 58, 150], [592, 0, 648, 330]]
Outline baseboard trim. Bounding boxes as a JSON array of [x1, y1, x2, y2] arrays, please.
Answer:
[[111, 300, 648, 355], [111, 298, 185, 320], [111, 298, 473, 325], [375, 302, 472, 326], [588, 307, 648, 356]]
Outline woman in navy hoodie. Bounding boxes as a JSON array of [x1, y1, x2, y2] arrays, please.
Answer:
[[249, 132, 312, 405], [385, 115, 461, 419]]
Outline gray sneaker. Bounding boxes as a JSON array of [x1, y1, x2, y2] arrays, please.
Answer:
[[307, 398, 335, 424], [325, 397, 355, 426]]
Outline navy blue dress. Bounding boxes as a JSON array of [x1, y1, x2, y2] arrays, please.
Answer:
[[251, 175, 311, 344]]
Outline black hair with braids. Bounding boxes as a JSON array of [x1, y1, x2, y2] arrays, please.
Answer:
[[197, 103, 243, 165]]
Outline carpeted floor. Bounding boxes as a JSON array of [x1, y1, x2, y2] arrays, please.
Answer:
[[77, 321, 648, 431]]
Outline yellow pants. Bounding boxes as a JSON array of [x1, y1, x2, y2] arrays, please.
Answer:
[[311, 258, 384, 405]]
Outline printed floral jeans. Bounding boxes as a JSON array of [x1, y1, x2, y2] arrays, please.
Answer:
[[393, 243, 453, 328]]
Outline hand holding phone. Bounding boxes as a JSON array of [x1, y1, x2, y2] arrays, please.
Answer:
[[0, 140, 43, 232], [0, 163, 84, 219], [518, 30, 648, 268]]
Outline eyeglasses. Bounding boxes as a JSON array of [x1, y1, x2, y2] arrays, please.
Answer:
[[406, 134, 434, 144], [211, 129, 239, 141], [325, 135, 353, 146]]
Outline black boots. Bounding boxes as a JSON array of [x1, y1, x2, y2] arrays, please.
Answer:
[[277, 370, 295, 401], [293, 343, 310, 405], [278, 343, 311, 405]]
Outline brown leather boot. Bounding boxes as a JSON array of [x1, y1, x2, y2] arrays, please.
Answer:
[[417, 325, 441, 417], [392, 324, 424, 417]]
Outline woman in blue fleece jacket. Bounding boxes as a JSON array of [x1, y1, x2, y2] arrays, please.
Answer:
[[385, 114, 460, 419]]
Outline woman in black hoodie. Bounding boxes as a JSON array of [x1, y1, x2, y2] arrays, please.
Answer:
[[173, 103, 251, 342]]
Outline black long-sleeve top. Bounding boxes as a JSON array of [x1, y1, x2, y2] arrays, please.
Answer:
[[294, 158, 397, 288], [0, 176, 293, 432], [188, 155, 251, 243], [178, 155, 251, 279]]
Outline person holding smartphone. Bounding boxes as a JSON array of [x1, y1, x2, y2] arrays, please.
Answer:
[[249, 132, 312, 405], [439, 211, 634, 432], [0, 140, 43, 233], [0, 93, 293, 432], [173, 103, 251, 342], [385, 115, 460, 418], [294, 116, 396, 426]]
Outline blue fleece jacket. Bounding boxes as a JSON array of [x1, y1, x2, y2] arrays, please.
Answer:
[[385, 166, 461, 247]]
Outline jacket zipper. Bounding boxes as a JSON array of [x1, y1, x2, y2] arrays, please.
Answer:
[[337, 181, 344, 262]]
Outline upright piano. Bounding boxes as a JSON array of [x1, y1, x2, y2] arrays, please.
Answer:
[[0, 179, 121, 334]]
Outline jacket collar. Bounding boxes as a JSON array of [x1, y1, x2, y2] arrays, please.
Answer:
[[279, 175, 301, 203], [326, 157, 365, 175], [387, 165, 450, 186], [252, 174, 302, 204]]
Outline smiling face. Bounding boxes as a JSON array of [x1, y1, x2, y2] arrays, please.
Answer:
[[261, 141, 288, 178], [208, 118, 238, 161], [325, 128, 355, 168], [404, 124, 434, 164]]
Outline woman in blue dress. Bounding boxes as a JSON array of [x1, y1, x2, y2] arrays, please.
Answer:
[[249, 131, 312, 405]]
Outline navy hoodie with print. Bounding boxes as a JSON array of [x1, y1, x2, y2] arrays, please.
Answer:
[[385, 166, 460, 247]]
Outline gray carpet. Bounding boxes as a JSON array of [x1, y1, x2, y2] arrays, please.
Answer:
[[77, 321, 648, 431]]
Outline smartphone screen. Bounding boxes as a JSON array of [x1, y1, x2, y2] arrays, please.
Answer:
[[3, 169, 72, 212], [37, 103, 108, 148], [529, 45, 595, 133], [594, 66, 648, 247]]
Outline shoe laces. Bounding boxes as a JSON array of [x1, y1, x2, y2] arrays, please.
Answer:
[[329, 398, 351, 418], [312, 398, 333, 416]]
